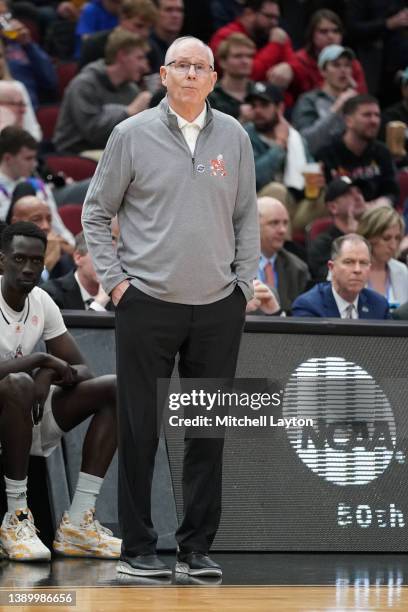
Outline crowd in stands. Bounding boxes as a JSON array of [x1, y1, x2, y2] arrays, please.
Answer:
[[0, 0, 406, 320]]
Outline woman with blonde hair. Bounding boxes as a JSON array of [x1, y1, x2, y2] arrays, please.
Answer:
[[0, 39, 41, 139], [357, 206, 408, 306]]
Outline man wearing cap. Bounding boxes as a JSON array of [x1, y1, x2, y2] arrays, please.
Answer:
[[381, 67, 408, 168], [308, 177, 367, 282], [244, 81, 327, 229], [244, 81, 313, 192], [293, 233, 390, 319], [316, 94, 399, 207], [292, 44, 358, 156]]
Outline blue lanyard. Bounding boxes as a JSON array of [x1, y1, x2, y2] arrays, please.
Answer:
[[0, 178, 47, 200]]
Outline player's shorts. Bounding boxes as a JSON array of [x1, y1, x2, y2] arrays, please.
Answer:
[[30, 385, 64, 457]]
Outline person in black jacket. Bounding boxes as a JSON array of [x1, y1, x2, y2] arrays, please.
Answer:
[[308, 177, 367, 282], [316, 94, 399, 206], [346, 0, 408, 104], [381, 67, 408, 168]]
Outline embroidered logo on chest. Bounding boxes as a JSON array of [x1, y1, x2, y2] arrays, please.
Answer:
[[210, 154, 227, 177]]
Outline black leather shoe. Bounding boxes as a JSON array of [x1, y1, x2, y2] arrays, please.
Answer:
[[175, 551, 222, 577], [117, 554, 172, 577]]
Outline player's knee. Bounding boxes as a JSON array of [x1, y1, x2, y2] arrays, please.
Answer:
[[5, 372, 34, 396], [1, 373, 35, 410]]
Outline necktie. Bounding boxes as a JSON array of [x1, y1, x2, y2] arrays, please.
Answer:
[[264, 261, 275, 287], [84, 298, 94, 310], [345, 304, 354, 319]]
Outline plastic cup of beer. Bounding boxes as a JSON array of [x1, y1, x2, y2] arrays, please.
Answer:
[[386, 121, 407, 158], [302, 163, 322, 200], [2, 28, 19, 40], [0, 15, 19, 40]]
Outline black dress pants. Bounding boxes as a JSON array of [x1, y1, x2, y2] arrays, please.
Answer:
[[115, 284, 246, 556]]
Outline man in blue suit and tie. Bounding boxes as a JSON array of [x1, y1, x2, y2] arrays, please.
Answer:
[[292, 234, 390, 319]]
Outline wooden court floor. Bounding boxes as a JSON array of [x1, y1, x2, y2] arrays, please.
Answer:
[[1, 586, 408, 611], [1, 553, 407, 611]]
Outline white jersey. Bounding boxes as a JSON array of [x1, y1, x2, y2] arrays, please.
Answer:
[[0, 279, 67, 359]]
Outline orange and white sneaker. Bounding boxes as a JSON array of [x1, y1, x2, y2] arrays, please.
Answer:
[[0, 509, 51, 562], [53, 509, 121, 559]]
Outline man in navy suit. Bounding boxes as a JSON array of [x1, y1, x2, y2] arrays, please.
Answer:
[[292, 234, 390, 319]]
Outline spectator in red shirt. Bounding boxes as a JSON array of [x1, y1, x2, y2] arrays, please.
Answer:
[[267, 9, 367, 105], [209, 0, 293, 82]]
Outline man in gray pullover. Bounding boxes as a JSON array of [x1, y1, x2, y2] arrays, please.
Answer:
[[53, 28, 152, 154], [82, 35, 259, 578]]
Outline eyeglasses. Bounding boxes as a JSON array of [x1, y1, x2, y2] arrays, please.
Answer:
[[166, 60, 214, 76]]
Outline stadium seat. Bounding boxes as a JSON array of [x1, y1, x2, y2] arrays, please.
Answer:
[[305, 216, 333, 251], [58, 204, 83, 236], [45, 154, 97, 181], [307, 217, 333, 242], [56, 62, 78, 100], [292, 230, 305, 247], [36, 105, 60, 142]]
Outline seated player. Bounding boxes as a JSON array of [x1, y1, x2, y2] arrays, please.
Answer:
[[0, 222, 120, 561]]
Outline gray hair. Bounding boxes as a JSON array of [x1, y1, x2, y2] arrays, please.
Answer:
[[164, 36, 214, 68], [331, 233, 372, 260], [257, 196, 287, 217], [74, 231, 88, 255]]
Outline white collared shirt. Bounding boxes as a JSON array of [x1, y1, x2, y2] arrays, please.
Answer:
[[74, 271, 106, 312], [332, 286, 359, 319], [169, 104, 206, 156]]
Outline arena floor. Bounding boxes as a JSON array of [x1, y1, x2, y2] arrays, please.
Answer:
[[0, 552, 407, 610]]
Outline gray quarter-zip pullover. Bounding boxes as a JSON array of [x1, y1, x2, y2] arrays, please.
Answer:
[[82, 98, 260, 304]]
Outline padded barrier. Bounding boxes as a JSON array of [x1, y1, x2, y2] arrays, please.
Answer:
[[61, 313, 408, 551]]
